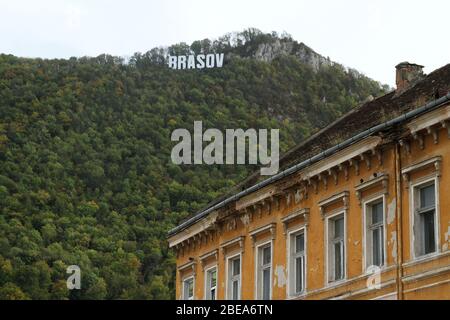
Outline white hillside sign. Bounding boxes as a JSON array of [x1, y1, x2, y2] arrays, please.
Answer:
[[168, 53, 224, 70]]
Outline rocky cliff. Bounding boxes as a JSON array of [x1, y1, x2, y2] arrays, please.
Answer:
[[254, 39, 332, 71]]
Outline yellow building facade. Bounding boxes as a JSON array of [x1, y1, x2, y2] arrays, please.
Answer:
[[168, 62, 450, 300]]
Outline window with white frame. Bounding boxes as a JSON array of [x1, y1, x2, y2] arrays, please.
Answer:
[[413, 181, 438, 257], [327, 214, 345, 282], [183, 277, 194, 300], [289, 229, 306, 296], [227, 255, 241, 300], [365, 198, 385, 268], [256, 243, 272, 300], [205, 267, 217, 300]]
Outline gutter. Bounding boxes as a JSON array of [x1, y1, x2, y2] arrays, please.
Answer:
[[168, 92, 450, 237]]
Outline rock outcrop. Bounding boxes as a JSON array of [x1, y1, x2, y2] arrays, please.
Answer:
[[254, 39, 332, 72]]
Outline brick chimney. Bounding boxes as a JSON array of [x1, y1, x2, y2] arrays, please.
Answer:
[[395, 62, 425, 93]]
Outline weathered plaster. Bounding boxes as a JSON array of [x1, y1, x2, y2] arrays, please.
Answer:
[[240, 213, 250, 226], [390, 231, 397, 264], [387, 199, 396, 225], [443, 223, 450, 252], [274, 265, 287, 288]]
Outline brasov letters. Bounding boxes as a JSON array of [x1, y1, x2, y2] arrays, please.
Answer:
[[168, 53, 224, 70]]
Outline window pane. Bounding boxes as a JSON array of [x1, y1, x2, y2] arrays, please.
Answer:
[[295, 233, 305, 253], [372, 228, 382, 266], [263, 246, 271, 265], [295, 256, 304, 293], [334, 217, 344, 238], [232, 258, 240, 276], [211, 270, 217, 287], [420, 184, 435, 208], [211, 288, 215, 300], [334, 242, 343, 280], [184, 279, 193, 299], [380, 226, 384, 264], [371, 202, 383, 224], [263, 268, 271, 299], [423, 210, 436, 254], [232, 280, 238, 300]]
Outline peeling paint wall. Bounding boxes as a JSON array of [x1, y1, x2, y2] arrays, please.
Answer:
[[390, 231, 397, 264], [443, 223, 450, 252], [274, 265, 287, 288], [387, 199, 396, 225]]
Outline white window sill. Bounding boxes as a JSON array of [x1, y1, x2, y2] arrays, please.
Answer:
[[286, 291, 307, 300], [404, 250, 446, 267], [325, 278, 347, 289]]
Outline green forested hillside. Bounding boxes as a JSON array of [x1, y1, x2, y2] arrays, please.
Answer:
[[0, 29, 387, 299]]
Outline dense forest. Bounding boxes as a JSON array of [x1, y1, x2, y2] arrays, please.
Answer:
[[0, 29, 387, 299]]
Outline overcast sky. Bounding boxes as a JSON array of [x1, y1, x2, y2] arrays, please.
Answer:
[[1, 0, 449, 86]]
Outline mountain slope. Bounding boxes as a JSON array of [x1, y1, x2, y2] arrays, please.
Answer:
[[0, 29, 387, 299]]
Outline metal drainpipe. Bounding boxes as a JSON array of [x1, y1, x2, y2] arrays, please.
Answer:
[[394, 141, 404, 300]]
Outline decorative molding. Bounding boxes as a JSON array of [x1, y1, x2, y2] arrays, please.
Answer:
[[302, 136, 381, 181], [427, 127, 439, 145], [402, 156, 442, 176], [249, 223, 276, 247], [360, 153, 371, 170], [354, 174, 389, 206], [240, 209, 251, 226], [219, 236, 245, 257], [252, 203, 262, 219], [407, 103, 450, 136], [375, 148, 383, 166], [412, 132, 425, 150], [270, 195, 281, 211], [318, 191, 350, 220], [261, 200, 267, 216], [307, 177, 318, 194], [302, 183, 309, 200], [399, 139, 411, 154], [319, 173, 328, 190], [286, 192, 292, 207], [294, 189, 302, 204], [199, 249, 218, 270], [238, 137, 374, 201], [266, 199, 272, 215], [225, 217, 237, 232], [281, 208, 310, 234], [177, 260, 197, 276], [349, 159, 360, 176], [168, 211, 218, 248], [401, 156, 442, 188], [339, 163, 349, 181], [236, 185, 276, 211], [402, 172, 410, 187], [441, 120, 450, 138], [329, 168, 338, 185]]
